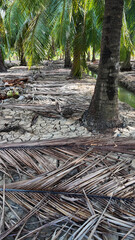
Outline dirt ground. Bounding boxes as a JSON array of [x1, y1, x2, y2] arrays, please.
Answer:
[[0, 60, 135, 145]]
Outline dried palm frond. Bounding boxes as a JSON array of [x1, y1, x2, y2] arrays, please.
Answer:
[[0, 136, 135, 239]]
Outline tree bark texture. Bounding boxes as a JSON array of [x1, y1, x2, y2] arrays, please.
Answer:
[[82, 0, 124, 130], [92, 45, 96, 62], [20, 50, 27, 66], [19, 40, 27, 66], [64, 38, 72, 68], [71, 31, 81, 78], [0, 48, 6, 72]]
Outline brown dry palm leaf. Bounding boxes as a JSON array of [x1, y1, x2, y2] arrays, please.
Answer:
[[0, 136, 135, 239]]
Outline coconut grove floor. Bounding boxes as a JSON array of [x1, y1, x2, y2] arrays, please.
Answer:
[[0, 60, 135, 239]]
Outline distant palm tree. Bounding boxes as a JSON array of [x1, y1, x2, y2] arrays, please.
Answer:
[[50, 0, 73, 67], [71, 0, 103, 77], [120, 0, 135, 71], [64, 36, 72, 68], [5, 0, 32, 66], [86, 0, 104, 62]]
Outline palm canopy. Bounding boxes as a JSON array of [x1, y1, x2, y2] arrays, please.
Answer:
[[3, 0, 103, 70], [2, 0, 135, 72]]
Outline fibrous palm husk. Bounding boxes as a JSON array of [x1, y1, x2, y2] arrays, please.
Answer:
[[0, 136, 135, 239]]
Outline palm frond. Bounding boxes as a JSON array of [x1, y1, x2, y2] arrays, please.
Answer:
[[4, 0, 27, 48], [24, 0, 67, 67], [90, 0, 105, 25], [0, 137, 135, 239], [125, 0, 135, 45], [121, 11, 134, 51], [52, 0, 73, 48], [18, 0, 46, 15], [85, 9, 102, 50], [24, 11, 49, 67]]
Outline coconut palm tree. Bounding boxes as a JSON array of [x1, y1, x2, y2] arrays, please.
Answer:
[[82, 0, 124, 130], [120, 12, 133, 71], [70, 1, 83, 78], [5, 0, 32, 66], [70, 0, 103, 77], [120, 0, 135, 71], [87, 0, 104, 62], [50, 0, 73, 67], [4, 0, 49, 67], [85, 7, 102, 63]]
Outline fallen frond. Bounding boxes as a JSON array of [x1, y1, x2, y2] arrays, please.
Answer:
[[0, 136, 135, 239]]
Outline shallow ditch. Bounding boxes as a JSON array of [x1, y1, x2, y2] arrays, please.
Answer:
[[118, 87, 135, 108], [88, 71, 135, 109]]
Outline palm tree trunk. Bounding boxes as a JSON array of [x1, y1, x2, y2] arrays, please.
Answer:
[[0, 48, 7, 72], [51, 37, 55, 58], [82, 52, 87, 69], [120, 51, 132, 71], [87, 50, 90, 61], [71, 32, 81, 78], [18, 39, 27, 66], [64, 38, 71, 68], [82, 0, 124, 130], [20, 50, 27, 66], [92, 45, 96, 62]]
